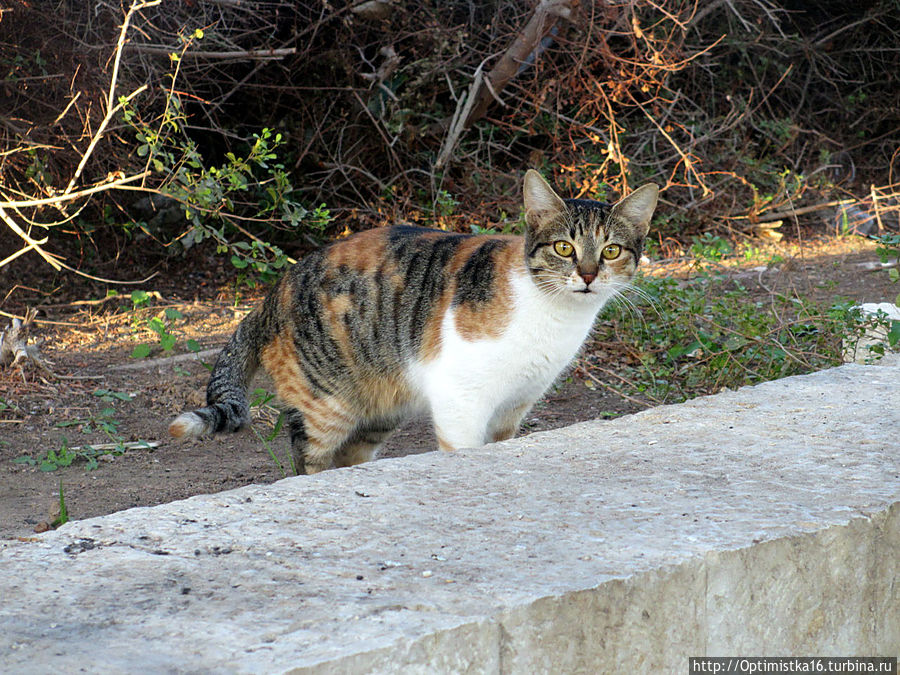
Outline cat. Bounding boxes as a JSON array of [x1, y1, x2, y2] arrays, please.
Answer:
[[169, 170, 658, 474]]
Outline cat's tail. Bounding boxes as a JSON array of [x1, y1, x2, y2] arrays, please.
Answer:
[[168, 309, 263, 439]]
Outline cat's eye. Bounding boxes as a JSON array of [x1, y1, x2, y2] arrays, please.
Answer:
[[553, 240, 575, 257], [602, 244, 622, 260]]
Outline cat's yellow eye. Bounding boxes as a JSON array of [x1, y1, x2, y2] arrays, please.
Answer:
[[553, 240, 575, 257], [602, 244, 622, 260]]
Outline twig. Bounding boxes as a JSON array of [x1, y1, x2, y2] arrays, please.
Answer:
[[870, 184, 885, 234], [129, 45, 297, 60], [435, 60, 485, 171], [633, 95, 711, 196], [582, 368, 657, 408], [108, 348, 222, 371], [730, 198, 857, 223], [0, 172, 151, 208], [0, 310, 82, 328], [63, 0, 161, 195], [0, 206, 63, 271], [69, 441, 160, 452]]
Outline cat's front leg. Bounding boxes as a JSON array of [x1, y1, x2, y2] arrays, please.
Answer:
[[429, 399, 493, 452], [487, 401, 533, 443]]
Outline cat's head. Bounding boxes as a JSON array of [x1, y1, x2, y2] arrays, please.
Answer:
[[522, 169, 658, 302]]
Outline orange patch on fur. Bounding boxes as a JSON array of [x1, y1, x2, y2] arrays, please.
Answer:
[[436, 431, 454, 452], [260, 330, 311, 412], [453, 237, 522, 342], [168, 418, 190, 438], [418, 235, 524, 359], [419, 292, 450, 362], [323, 292, 355, 361], [325, 228, 389, 272], [354, 372, 412, 418]]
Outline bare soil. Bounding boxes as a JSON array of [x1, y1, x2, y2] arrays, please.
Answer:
[[1, 235, 896, 540]]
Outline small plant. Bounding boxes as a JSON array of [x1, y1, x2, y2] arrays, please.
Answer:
[[873, 233, 900, 302], [249, 388, 293, 476], [689, 233, 733, 263], [15, 440, 78, 472], [15, 433, 153, 472], [15, 389, 150, 471], [0, 397, 24, 419], [129, 294, 188, 358], [52, 481, 69, 529], [122, 86, 327, 281], [252, 415, 290, 477], [93, 389, 135, 403]]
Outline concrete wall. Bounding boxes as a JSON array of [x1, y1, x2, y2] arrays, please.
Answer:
[[1, 357, 898, 673]]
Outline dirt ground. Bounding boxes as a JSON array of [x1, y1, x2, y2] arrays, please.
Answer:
[[1, 234, 896, 540]]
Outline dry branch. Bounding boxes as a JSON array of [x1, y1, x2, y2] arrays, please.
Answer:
[[129, 45, 297, 60], [463, 0, 577, 129], [0, 312, 104, 380], [0, 312, 45, 370]]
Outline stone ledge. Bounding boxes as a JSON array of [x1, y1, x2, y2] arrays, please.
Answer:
[[1, 357, 898, 673]]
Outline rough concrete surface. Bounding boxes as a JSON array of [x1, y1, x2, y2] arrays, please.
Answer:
[[1, 356, 898, 674]]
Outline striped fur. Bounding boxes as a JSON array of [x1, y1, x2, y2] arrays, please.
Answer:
[[169, 170, 658, 474]]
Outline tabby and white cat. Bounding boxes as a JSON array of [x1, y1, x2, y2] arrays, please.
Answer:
[[169, 170, 658, 474]]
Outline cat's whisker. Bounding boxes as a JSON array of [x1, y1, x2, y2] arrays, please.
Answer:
[[604, 282, 661, 333]]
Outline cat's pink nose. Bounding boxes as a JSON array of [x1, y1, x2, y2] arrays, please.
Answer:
[[581, 273, 596, 286]]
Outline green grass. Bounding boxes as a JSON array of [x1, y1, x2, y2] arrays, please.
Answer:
[[589, 268, 893, 405]]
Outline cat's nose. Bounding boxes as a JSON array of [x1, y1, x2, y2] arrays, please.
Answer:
[[581, 273, 596, 286]]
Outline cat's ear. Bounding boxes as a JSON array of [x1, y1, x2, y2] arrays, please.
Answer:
[[523, 169, 566, 230], [610, 183, 659, 237]]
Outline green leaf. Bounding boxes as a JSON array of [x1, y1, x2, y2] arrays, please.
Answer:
[[667, 340, 702, 361], [231, 255, 249, 269], [93, 389, 133, 402], [131, 290, 150, 307], [53, 481, 68, 526], [722, 335, 749, 351], [186, 339, 201, 352], [40, 461, 58, 472], [131, 344, 152, 359], [13, 456, 36, 466], [164, 308, 184, 320], [159, 333, 176, 352], [888, 320, 900, 348], [136, 144, 149, 157], [147, 317, 166, 334]]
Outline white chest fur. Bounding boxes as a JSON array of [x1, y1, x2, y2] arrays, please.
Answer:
[[411, 271, 610, 448]]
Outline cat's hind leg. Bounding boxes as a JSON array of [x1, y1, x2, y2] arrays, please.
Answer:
[[333, 420, 397, 468], [285, 396, 358, 474]]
